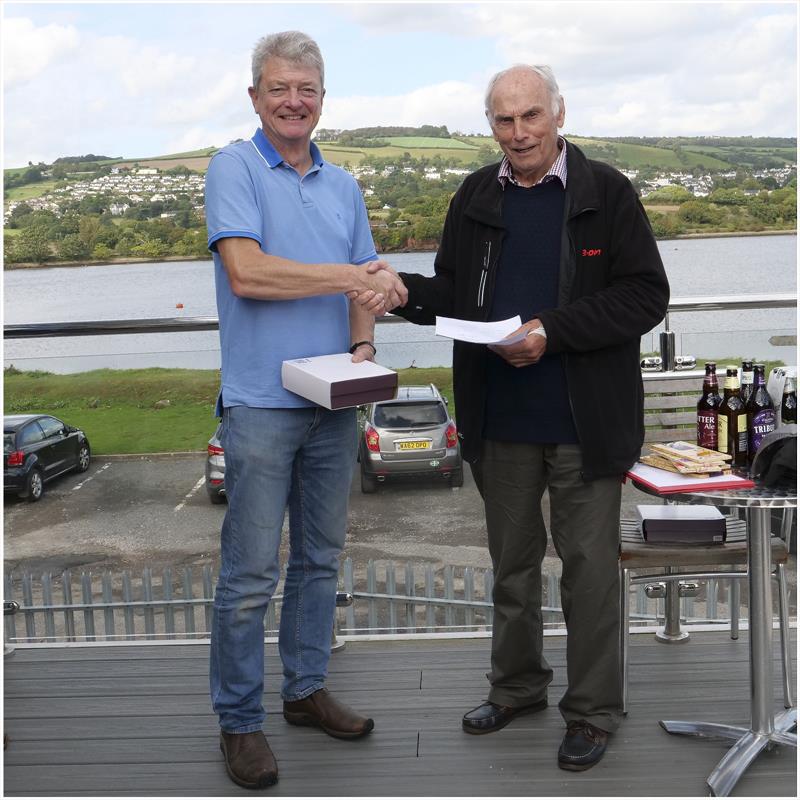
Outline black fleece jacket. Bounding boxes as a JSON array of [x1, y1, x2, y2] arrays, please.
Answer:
[[393, 140, 670, 480]]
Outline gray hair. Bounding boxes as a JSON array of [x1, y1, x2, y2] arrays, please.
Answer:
[[484, 64, 562, 118], [251, 31, 325, 90]]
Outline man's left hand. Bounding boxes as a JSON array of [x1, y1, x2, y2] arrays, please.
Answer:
[[488, 319, 546, 368], [350, 343, 376, 363]]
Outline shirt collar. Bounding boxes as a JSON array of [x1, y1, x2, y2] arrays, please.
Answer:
[[498, 136, 567, 189], [250, 128, 325, 170]]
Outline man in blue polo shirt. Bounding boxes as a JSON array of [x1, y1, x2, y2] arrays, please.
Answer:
[[205, 30, 407, 790]]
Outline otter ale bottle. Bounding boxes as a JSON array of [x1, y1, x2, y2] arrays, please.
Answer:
[[697, 362, 721, 449], [781, 376, 797, 424], [746, 364, 776, 465], [718, 366, 748, 468], [740, 360, 755, 406]]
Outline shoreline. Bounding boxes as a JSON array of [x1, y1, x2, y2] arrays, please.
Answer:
[[4, 229, 797, 270]]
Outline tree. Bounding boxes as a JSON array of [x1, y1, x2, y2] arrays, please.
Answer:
[[12, 225, 52, 263], [58, 234, 91, 260], [78, 216, 102, 251], [677, 200, 722, 225]]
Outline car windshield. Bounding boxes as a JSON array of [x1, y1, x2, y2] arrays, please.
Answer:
[[374, 401, 447, 429], [4, 433, 15, 454]]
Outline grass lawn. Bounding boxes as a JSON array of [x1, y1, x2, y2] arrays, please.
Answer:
[[5, 180, 59, 202], [3, 366, 455, 455], [383, 136, 478, 149]]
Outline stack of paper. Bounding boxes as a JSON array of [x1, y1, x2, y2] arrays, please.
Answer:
[[639, 441, 732, 477]]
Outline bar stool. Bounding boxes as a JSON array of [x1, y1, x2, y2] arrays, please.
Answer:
[[619, 515, 793, 713]]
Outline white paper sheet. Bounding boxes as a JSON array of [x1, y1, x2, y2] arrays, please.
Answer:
[[434, 315, 524, 344]]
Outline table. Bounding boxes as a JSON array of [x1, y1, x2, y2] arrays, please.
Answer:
[[628, 478, 797, 797]]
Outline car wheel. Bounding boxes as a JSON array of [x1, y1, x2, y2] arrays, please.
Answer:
[[75, 443, 91, 473], [209, 490, 227, 505], [449, 469, 464, 488], [360, 470, 377, 494], [26, 468, 44, 502]]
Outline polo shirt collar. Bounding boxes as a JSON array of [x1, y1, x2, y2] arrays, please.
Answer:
[[251, 128, 325, 169]]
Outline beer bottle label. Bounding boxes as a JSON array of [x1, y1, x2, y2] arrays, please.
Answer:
[[749, 409, 776, 455], [697, 411, 718, 449], [718, 416, 729, 453]]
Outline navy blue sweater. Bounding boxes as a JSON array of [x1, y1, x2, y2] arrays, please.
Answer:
[[483, 180, 578, 444]]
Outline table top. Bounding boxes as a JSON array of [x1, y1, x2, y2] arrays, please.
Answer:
[[630, 477, 797, 509]]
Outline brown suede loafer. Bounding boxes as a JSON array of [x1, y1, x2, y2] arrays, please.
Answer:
[[283, 688, 374, 739], [220, 730, 278, 790], [462, 698, 548, 734]]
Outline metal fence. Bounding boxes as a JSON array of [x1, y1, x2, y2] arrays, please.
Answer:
[[5, 557, 786, 646]]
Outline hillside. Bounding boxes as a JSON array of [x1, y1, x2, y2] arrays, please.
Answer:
[[4, 130, 796, 266], [6, 132, 795, 191]]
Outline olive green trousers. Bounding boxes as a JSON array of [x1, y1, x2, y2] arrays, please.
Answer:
[[471, 440, 624, 733]]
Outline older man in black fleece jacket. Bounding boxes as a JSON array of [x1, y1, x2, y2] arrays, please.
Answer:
[[373, 64, 669, 771]]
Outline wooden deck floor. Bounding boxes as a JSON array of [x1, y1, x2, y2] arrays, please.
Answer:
[[3, 630, 797, 797]]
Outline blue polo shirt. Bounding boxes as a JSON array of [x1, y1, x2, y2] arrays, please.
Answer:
[[205, 128, 378, 410]]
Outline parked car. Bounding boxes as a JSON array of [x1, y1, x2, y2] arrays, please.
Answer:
[[205, 423, 226, 504], [358, 384, 463, 493], [3, 414, 91, 502]]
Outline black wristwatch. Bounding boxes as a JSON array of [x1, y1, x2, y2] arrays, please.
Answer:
[[349, 341, 376, 356]]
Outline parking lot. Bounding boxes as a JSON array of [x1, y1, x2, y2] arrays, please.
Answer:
[[6, 454, 794, 599], [3, 453, 493, 577]]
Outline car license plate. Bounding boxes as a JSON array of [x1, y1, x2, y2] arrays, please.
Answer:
[[397, 441, 430, 451]]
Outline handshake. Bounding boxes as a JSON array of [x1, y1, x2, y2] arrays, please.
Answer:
[[349, 260, 408, 316]]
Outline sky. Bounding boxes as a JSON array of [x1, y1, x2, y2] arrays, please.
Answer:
[[2, 0, 798, 167]]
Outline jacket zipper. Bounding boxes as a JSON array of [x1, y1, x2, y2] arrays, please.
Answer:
[[478, 240, 491, 308]]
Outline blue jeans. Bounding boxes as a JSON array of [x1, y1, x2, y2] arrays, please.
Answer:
[[209, 404, 357, 733]]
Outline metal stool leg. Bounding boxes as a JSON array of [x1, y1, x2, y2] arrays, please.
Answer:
[[621, 566, 631, 713], [775, 562, 794, 709], [656, 566, 690, 644], [729, 574, 740, 640]]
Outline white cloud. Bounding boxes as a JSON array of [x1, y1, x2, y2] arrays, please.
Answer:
[[324, 81, 487, 134], [2, 17, 80, 87], [1, 3, 796, 166]]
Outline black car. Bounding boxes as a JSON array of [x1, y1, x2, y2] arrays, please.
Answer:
[[3, 414, 91, 502]]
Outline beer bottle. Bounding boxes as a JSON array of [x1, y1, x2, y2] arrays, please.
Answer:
[[781, 376, 797, 425], [740, 360, 755, 406], [718, 366, 748, 468], [697, 362, 721, 450], [746, 364, 776, 464]]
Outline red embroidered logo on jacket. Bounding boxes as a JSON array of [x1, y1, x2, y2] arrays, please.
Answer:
[[581, 248, 603, 257]]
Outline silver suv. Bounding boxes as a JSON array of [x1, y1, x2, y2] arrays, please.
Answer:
[[358, 384, 463, 493]]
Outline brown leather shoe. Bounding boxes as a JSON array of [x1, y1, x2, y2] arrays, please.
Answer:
[[220, 730, 278, 790], [283, 688, 374, 739]]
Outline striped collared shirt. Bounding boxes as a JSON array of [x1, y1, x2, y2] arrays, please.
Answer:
[[497, 136, 568, 189]]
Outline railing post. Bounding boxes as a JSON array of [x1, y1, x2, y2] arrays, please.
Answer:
[[182, 568, 195, 637], [81, 572, 96, 642], [102, 572, 115, 639], [659, 329, 676, 372], [40, 574, 54, 643]]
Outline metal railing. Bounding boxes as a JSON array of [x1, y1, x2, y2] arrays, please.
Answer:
[[4, 292, 796, 341], [5, 558, 788, 646]]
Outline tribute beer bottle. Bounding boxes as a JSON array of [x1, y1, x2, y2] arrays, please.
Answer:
[[746, 364, 776, 465], [697, 362, 721, 450], [781, 376, 797, 425], [718, 366, 748, 468], [740, 360, 755, 406]]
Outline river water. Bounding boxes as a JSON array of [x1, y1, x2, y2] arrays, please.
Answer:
[[3, 234, 796, 373]]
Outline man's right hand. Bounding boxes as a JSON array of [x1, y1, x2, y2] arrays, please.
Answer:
[[351, 260, 408, 312]]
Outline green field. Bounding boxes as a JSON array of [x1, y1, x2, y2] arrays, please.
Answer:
[[5, 180, 60, 202], [3, 366, 455, 454], [383, 136, 477, 150]]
